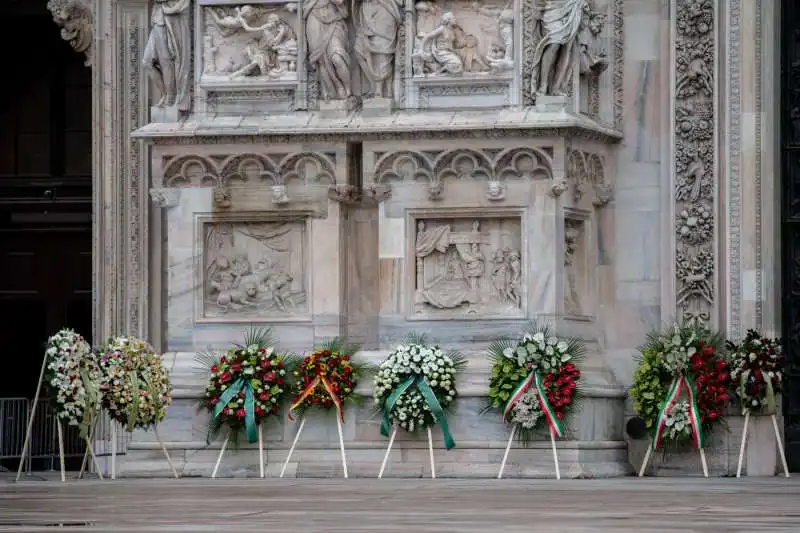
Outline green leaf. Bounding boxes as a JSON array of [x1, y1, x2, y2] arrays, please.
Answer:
[[499, 391, 510, 401], [501, 383, 513, 390]]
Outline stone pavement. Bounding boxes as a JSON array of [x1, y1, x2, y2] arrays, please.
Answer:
[[0, 477, 799, 532]]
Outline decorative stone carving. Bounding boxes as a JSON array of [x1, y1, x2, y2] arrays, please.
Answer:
[[564, 217, 585, 316], [203, 221, 308, 319], [373, 147, 553, 200], [485, 180, 506, 201], [550, 179, 569, 198], [160, 152, 337, 188], [412, 218, 523, 317], [303, 0, 352, 100], [149, 188, 182, 208], [355, 0, 404, 99], [203, 4, 299, 81], [673, 0, 717, 325], [530, 0, 606, 98], [412, 1, 510, 77], [592, 183, 613, 207], [213, 187, 233, 209], [143, 0, 192, 112], [47, 0, 93, 67]]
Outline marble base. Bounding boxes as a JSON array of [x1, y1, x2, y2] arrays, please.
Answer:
[[361, 97, 393, 117], [535, 95, 568, 113], [318, 98, 357, 119], [150, 105, 180, 123]]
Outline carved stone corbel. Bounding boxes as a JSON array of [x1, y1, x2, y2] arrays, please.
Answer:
[[485, 180, 506, 201], [327, 184, 361, 204], [149, 188, 182, 208], [213, 187, 232, 209], [47, 0, 94, 67], [363, 184, 392, 204], [550, 179, 569, 198], [272, 185, 290, 205], [592, 184, 614, 207]]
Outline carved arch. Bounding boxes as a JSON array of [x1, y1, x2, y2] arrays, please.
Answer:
[[586, 153, 606, 184], [373, 151, 434, 183], [219, 154, 278, 185], [494, 147, 553, 181], [567, 150, 589, 186], [162, 155, 220, 187], [47, 0, 94, 67], [278, 152, 336, 185], [433, 149, 494, 182]]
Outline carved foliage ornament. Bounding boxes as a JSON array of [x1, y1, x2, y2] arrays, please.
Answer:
[[47, 0, 94, 67], [673, 0, 716, 325]]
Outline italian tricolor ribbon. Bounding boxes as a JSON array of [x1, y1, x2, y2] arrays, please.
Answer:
[[288, 375, 344, 423], [380, 375, 456, 450], [212, 377, 258, 443], [652, 374, 704, 450], [503, 370, 564, 438]]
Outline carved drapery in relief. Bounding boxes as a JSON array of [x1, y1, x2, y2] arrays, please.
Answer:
[[672, 0, 717, 326]]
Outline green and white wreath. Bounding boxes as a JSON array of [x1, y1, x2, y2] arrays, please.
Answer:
[[373, 334, 466, 449], [44, 329, 100, 435]]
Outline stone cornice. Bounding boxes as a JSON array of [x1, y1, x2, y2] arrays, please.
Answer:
[[132, 109, 624, 145], [47, 0, 94, 67]]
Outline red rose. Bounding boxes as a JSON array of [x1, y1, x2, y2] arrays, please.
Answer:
[[236, 409, 245, 418], [556, 412, 564, 420], [261, 359, 271, 369], [343, 355, 351, 361], [211, 365, 219, 373], [344, 366, 352, 375], [256, 407, 265, 416], [220, 356, 228, 364], [220, 372, 231, 383], [210, 398, 219, 405], [231, 363, 242, 373]]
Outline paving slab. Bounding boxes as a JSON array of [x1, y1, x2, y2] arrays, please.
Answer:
[[0, 477, 798, 532]]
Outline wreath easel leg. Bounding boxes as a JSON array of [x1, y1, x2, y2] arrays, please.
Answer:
[[280, 417, 306, 478], [497, 424, 517, 479], [78, 418, 98, 479], [56, 418, 66, 483], [336, 416, 349, 479], [258, 425, 265, 479], [427, 426, 436, 479], [549, 426, 561, 480], [699, 448, 708, 477], [111, 422, 117, 480], [15, 354, 48, 482], [211, 433, 230, 479], [771, 414, 791, 477], [736, 410, 750, 478], [638, 443, 652, 477], [377, 426, 397, 479], [154, 427, 179, 479]]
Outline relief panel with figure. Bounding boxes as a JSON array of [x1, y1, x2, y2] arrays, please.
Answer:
[[412, 1, 514, 77], [201, 2, 300, 83], [202, 220, 309, 320], [411, 217, 523, 318]]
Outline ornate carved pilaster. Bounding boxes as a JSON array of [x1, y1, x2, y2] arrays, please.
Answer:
[[94, 0, 151, 343], [671, 0, 719, 327], [47, 0, 94, 67]]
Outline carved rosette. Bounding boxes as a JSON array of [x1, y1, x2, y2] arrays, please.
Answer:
[[672, 0, 717, 326], [47, 0, 94, 67]]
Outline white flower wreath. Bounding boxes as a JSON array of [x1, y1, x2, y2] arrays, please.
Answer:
[[373, 340, 465, 435], [44, 329, 100, 431]]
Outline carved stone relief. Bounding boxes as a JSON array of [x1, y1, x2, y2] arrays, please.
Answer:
[[673, 0, 716, 326], [566, 148, 610, 206], [355, 0, 404, 100], [564, 217, 586, 316], [372, 147, 553, 200], [47, 0, 94, 67], [160, 151, 337, 189], [203, 221, 308, 319], [411, 1, 513, 77], [529, 0, 607, 99], [202, 3, 300, 82], [303, 0, 352, 101], [412, 217, 523, 318], [142, 0, 193, 112]]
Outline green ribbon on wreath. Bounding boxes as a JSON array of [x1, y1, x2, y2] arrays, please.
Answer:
[[380, 375, 456, 450], [213, 378, 258, 443], [740, 369, 776, 415]]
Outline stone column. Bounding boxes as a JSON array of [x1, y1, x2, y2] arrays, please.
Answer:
[[93, 0, 151, 344]]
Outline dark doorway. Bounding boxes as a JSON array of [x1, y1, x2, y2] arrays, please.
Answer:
[[0, 2, 92, 471], [781, 0, 800, 472]]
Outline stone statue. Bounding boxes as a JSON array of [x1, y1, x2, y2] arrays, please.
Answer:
[[487, 9, 514, 72], [354, 0, 404, 99], [530, 0, 589, 97], [414, 12, 464, 75], [303, 0, 352, 100], [234, 9, 299, 78], [142, 0, 192, 111]]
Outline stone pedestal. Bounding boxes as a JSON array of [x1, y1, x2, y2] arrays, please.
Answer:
[[361, 97, 393, 117], [318, 98, 357, 119], [150, 105, 180, 124]]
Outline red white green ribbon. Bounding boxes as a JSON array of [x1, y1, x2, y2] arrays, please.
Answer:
[[503, 370, 565, 438], [288, 375, 344, 423], [652, 374, 704, 450]]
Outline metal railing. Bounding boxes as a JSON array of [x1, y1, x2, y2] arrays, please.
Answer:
[[0, 397, 129, 473]]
